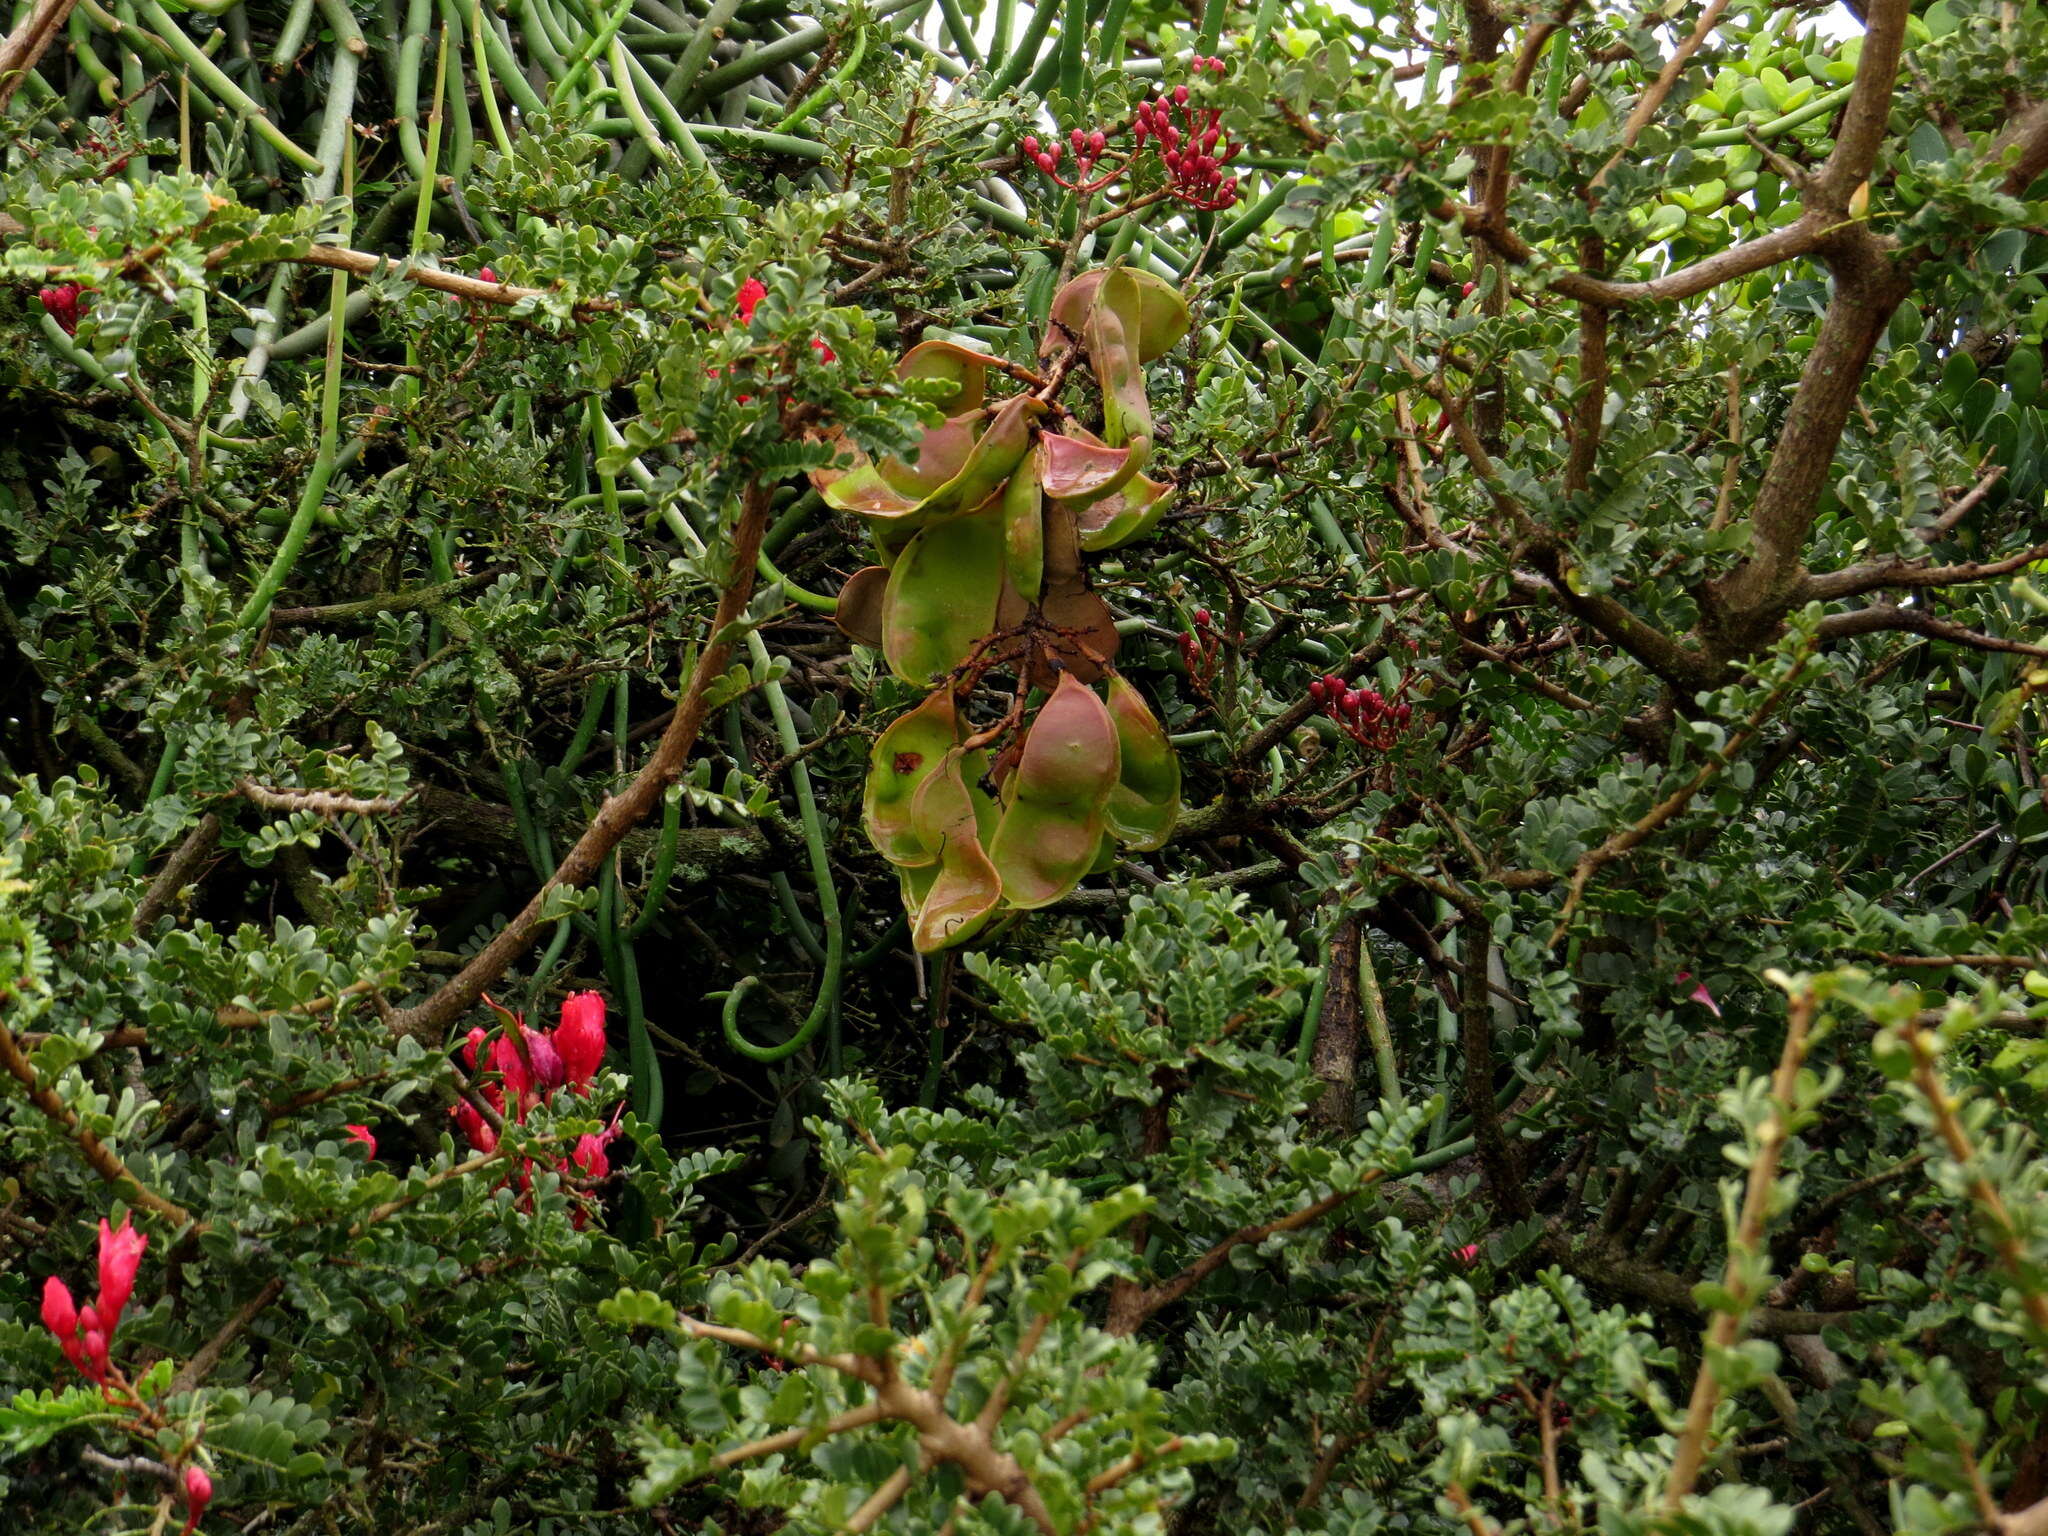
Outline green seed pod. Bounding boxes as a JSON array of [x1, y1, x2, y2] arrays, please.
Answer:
[[898, 338, 991, 414], [1102, 673, 1181, 850], [1000, 465, 1045, 604], [883, 502, 1008, 684], [987, 673, 1121, 909], [906, 747, 1004, 954], [863, 688, 960, 866], [1037, 427, 1139, 505], [1046, 267, 1192, 363], [1072, 469, 1174, 552]]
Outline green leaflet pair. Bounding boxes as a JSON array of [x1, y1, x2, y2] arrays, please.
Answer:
[[817, 267, 1191, 951]]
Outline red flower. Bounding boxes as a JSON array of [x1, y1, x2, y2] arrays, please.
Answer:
[[451, 1098, 497, 1154], [522, 1027, 565, 1093], [735, 277, 768, 323], [1453, 1243, 1480, 1267], [488, 1032, 532, 1104], [461, 1026, 487, 1070], [40, 1276, 85, 1372], [179, 1464, 212, 1536], [344, 1125, 377, 1158], [40, 1275, 77, 1342], [554, 992, 606, 1089], [1675, 969, 1722, 1018], [96, 1217, 147, 1334], [570, 1132, 611, 1181]]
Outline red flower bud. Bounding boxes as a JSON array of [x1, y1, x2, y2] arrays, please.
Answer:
[[478, 266, 498, 285], [1309, 680, 1327, 701], [1036, 152, 1057, 173], [82, 1327, 108, 1382], [344, 1125, 377, 1158], [96, 1218, 146, 1335], [1461, 281, 1476, 298], [735, 276, 767, 322], [1069, 126, 1085, 149], [1194, 608, 1211, 626], [462, 1026, 487, 1070], [1174, 83, 1189, 105], [180, 1464, 212, 1536], [451, 1098, 497, 1154], [1022, 134, 1039, 156], [1088, 129, 1106, 154]]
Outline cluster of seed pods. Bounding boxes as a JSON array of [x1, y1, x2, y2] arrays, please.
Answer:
[[812, 268, 1190, 952], [1022, 56, 1241, 210]]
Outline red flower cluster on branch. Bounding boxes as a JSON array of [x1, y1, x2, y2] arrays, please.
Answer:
[[1308, 671, 1414, 752], [453, 991, 622, 1225], [39, 282, 84, 334], [40, 1218, 146, 1387], [1021, 53, 1241, 211]]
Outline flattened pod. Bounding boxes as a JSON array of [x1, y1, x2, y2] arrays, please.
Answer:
[[863, 688, 958, 866], [1037, 429, 1137, 506], [834, 565, 889, 648], [986, 674, 1121, 909], [1000, 466, 1045, 604], [1087, 273, 1153, 462], [907, 749, 1004, 954], [1102, 674, 1181, 850], [883, 507, 1006, 684], [1046, 268, 1192, 363], [898, 339, 990, 413], [1071, 469, 1175, 553]]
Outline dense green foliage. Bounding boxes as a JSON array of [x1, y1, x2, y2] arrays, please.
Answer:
[[4, 0, 2048, 1531]]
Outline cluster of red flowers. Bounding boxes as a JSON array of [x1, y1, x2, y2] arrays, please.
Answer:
[[39, 1217, 145, 1387], [1021, 54, 1242, 211], [41, 1220, 214, 1531], [1178, 607, 1223, 693], [1020, 128, 1119, 196], [1308, 671, 1414, 751], [39, 281, 84, 334], [452, 991, 621, 1220], [1132, 82, 1242, 211]]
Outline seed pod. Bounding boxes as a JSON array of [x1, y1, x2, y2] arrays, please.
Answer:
[[999, 465, 1045, 603], [834, 564, 889, 647], [1103, 674, 1181, 850], [883, 504, 1008, 684], [906, 748, 1003, 953], [863, 688, 960, 866], [987, 674, 1121, 909]]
